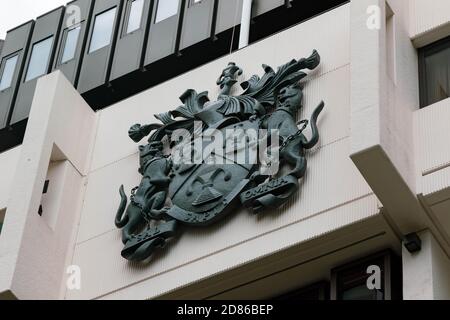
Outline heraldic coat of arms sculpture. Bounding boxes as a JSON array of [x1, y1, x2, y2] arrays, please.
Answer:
[[115, 50, 325, 262]]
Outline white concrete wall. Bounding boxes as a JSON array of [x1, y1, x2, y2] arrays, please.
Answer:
[[410, 0, 450, 46], [383, 0, 420, 192], [415, 99, 450, 255], [405, 1, 450, 298], [415, 99, 450, 178], [0, 146, 21, 211], [350, 0, 427, 236], [0, 72, 98, 299], [0, 0, 448, 300], [403, 230, 450, 300], [65, 4, 380, 300], [409, 1, 450, 264]]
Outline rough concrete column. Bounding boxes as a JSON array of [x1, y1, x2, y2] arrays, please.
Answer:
[[402, 230, 450, 300]]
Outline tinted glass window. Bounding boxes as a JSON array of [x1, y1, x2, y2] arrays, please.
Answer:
[[61, 26, 81, 63], [127, 0, 145, 34], [0, 54, 19, 90], [341, 284, 383, 300], [333, 256, 386, 301], [25, 37, 54, 82], [89, 8, 117, 53], [421, 41, 450, 107], [155, 0, 179, 23], [0, 209, 5, 235]]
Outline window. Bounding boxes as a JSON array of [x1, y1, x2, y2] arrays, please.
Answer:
[[0, 54, 19, 91], [25, 36, 54, 82], [38, 180, 50, 217], [60, 25, 81, 64], [331, 251, 401, 300], [155, 0, 180, 23], [419, 36, 450, 108], [275, 282, 330, 301], [0, 209, 5, 235], [126, 0, 145, 34], [89, 7, 117, 53]]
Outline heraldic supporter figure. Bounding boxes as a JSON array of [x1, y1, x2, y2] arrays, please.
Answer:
[[115, 50, 325, 262]]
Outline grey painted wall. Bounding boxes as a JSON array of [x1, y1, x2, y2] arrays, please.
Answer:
[[0, 21, 34, 129], [144, 0, 183, 66], [216, 0, 242, 35], [110, 0, 153, 81], [77, 0, 123, 94], [53, 0, 94, 87], [180, 0, 216, 50], [11, 7, 64, 125]]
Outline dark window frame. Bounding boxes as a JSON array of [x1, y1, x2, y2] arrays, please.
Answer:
[[0, 50, 20, 92], [0, 209, 6, 234], [57, 23, 82, 65], [275, 281, 330, 301], [24, 35, 55, 83], [419, 35, 450, 108], [122, 0, 146, 36], [330, 250, 401, 300], [189, 0, 203, 7], [154, 0, 180, 24], [88, 6, 118, 54]]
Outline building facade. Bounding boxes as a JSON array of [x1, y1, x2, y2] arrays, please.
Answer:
[[0, 0, 450, 300]]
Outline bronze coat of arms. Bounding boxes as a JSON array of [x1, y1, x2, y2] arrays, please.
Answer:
[[114, 50, 325, 262]]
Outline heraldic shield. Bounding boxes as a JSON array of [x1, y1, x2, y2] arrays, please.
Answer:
[[115, 50, 325, 262]]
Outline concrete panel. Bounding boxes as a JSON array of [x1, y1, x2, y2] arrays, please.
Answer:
[[11, 7, 65, 125], [0, 21, 34, 128], [350, 0, 430, 236], [53, 0, 94, 86], [430, 199, 450, 241], [77, 0, 123, 93], [403, 230, 450, 300], [415, 98, 450, 176], [410, 0, 450, 44], [0, 146, 21, 210], [0, 71, 97, 299], [10, 160, 85, 299], [179, 0, 216, 50], [421, 166, 450, 198], [70, 193, 378, 300]]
